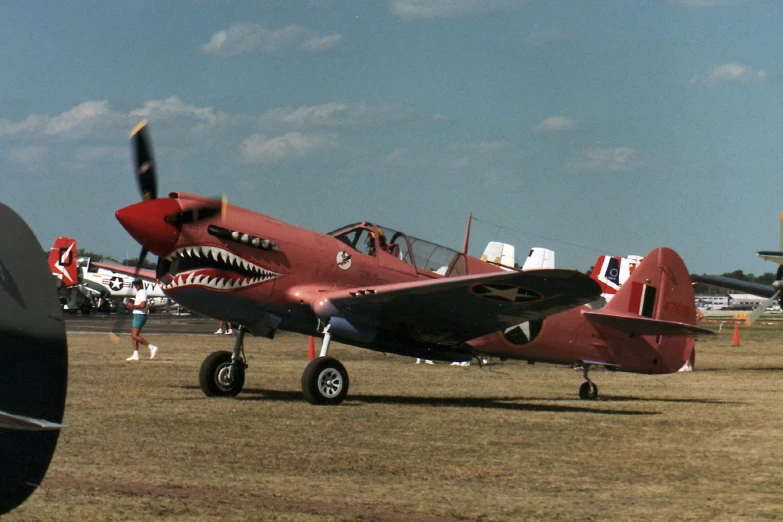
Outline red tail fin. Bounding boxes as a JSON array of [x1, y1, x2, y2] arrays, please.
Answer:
[[602, 248, 699, 324], [48, 237, 79, 287], [584, 247, 711, 372]]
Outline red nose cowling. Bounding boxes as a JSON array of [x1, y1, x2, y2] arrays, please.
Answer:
[[115, 198, 182, 257]]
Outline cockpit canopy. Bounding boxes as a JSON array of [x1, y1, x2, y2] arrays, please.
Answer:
[[328, 222, 460, 274]]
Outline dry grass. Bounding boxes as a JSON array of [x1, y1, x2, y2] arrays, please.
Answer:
[[6, 326, 783, 521]]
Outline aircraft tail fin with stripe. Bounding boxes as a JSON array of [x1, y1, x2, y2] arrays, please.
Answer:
[[588, 254, 642, 301], [584, 247, 711, 372], [48, 237, 78, 288]]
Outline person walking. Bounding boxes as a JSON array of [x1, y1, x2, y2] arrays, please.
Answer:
[[215, 321, 233, 335], [125, 278, 158, 361]]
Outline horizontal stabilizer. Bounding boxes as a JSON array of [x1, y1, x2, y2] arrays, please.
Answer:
[[0, 410, 65, 431], [584, 311, 714, 337], [757, 251, 783, 265]]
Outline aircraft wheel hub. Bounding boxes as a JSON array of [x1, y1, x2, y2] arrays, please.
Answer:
[[318, 368, 343, 398], [216, 364, 235, 389]]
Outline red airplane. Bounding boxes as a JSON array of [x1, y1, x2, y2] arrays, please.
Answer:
[[115, 122, 710, 404]]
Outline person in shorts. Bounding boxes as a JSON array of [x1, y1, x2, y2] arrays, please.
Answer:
[[125, 278, 159, 361]]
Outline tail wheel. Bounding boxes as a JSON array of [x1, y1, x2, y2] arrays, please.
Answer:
[[199, 350, 245, 397], [301, 357, 349, 405], [579, 382, 598, 400]]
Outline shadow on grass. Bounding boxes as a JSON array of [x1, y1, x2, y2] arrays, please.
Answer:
[[598, 396, 744, 405], [696, 367, 783, 373], [225, 388, 659, 415]]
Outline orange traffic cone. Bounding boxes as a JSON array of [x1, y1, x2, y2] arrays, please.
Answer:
[[732, 322, 740, 347], [307, 336, 315, 360]]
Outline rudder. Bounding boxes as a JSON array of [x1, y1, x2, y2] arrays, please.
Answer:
[[600, 247, 701, 371], [48, 237, 78, 288]]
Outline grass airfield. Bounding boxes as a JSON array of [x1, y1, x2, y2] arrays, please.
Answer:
[[7, 326, 783, 521]]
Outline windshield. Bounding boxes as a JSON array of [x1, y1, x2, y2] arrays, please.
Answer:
[[329, 222, 459, 273]]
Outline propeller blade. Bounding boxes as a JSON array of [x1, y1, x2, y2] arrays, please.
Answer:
[[130, 120, 157, 201], [135, 247, 149, 275]]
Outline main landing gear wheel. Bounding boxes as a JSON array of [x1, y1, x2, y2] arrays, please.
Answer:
[[199, 350, 245, 397], [579, 382, 598, 400], [301, 357, 349, 405]]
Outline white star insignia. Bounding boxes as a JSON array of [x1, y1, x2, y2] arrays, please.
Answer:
[[109, 277, 124, 291], [471, 283, 540, 303]]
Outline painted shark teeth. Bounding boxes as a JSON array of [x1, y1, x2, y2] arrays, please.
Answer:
[[161, 245, 282, 291]]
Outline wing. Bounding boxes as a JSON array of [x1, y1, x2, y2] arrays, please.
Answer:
[[312, 269, 600, 346], [691, 274, 776, 298], [91, 261, 157, 281]]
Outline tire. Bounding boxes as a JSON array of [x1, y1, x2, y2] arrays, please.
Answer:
[[579, 382, 598, 401], [301, 357, 349, 405], [199, 350, 245, 397]]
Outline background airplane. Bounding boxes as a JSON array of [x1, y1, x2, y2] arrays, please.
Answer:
[[692, 213, 783, 325], [49, 237, 175, 314], [1, 203, 68, 514]]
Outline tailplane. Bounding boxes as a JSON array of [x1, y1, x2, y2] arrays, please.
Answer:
[[584, 247, 711, 371], [48, 237, 78, 288]]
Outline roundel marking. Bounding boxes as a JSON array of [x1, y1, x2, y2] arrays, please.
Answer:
[[109, 276, 125, 291]]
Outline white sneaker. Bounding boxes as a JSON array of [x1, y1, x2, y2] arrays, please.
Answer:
[[416, 359, 422, 364], [126, 352, 139, 361], [450, 362, 460, 366], [214, 329, 224, 334], [149, 345, 158, 359], [425, 360, 434, 365], [225, 329, 233, 335], [460, 361, 470, 366]]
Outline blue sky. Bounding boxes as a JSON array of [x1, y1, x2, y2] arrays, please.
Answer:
[[2, 0, 781, 275]]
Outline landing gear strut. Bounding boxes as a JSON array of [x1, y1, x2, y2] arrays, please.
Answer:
[[301, 325, 350, 405], [199, 326, 247, 397], [578, 366, 598, 400]]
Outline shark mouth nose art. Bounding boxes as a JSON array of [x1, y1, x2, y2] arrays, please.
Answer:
[[159, 245, 282, 291]]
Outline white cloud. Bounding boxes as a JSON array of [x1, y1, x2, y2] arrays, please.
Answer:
[[391, 0, 521, 19], [131, 96, 228, 122], [0, 115, 45, 138], [535, 115, 577, 133], [200, 23, 339, 56], [241, 131, 339, 162], [299, 33, 343, 52], [689, 63, 766, 85], [45, 100, 111, 136], [259, 102, 413, 128], [569, 147, 641, 172]]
